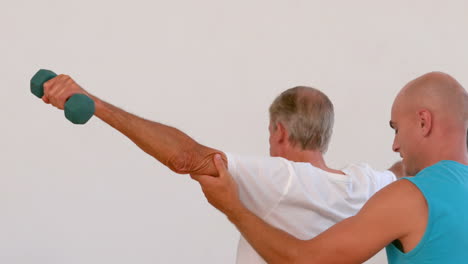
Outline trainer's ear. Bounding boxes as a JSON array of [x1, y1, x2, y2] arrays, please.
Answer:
[[418, 109, 432, 137]]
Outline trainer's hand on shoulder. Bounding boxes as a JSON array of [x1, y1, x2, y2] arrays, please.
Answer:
[[191, 154, 243, 217], [42, 75, 89, 110]]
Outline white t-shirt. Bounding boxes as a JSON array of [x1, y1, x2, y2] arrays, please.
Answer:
[[226, 153, 396, 264]]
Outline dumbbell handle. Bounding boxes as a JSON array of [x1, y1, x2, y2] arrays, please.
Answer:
[[30, 69, 95, 124]]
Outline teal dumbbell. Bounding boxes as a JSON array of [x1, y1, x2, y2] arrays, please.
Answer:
[[31, 69, 95, 124]]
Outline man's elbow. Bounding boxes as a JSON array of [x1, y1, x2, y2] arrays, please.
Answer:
[[166, 151, 196, 174], [165, 144, 223, 176]]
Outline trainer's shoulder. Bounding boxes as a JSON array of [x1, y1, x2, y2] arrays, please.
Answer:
[[370, 178, 426, 204], [359, 179, 426, 222]]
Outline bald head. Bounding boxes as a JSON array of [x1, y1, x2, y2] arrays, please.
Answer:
[[391, 72, 468, 175], [395, 71, 468, 127]]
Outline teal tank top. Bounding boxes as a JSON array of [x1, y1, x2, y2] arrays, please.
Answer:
[[386, 160, 468, 264]]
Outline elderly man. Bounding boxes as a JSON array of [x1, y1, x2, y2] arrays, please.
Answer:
[[42, 77, 400, 263], [193, 71, 468, 263]]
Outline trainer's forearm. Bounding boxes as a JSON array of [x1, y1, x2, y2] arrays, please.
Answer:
[[90, 95, 223, 175], [227, 205, 309, 264]]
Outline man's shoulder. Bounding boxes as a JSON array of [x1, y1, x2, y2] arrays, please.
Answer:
[[226, 152, 288, 162], [225, 152, 296, 183], [343, 162, 380, 176], [225, 152, 291, 169], [342, 163, 397, 189]]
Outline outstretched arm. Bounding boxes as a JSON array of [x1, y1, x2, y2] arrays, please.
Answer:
[[42, 74, 226, 176], [192, 155, 427, 264]]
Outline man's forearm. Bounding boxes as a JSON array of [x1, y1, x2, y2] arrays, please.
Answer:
[[91, 95, 224, 175]]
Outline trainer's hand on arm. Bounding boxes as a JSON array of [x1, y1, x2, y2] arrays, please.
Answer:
[[42, 74, 226, 176], [191, 154, 243, 216], [193, 156, 426, 264]]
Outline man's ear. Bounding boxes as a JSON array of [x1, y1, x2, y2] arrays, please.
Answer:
[[276, 122, 289, 144], [418, 109, 433, 137]]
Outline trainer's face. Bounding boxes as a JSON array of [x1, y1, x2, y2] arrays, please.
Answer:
[[390, 98, 422, 175]]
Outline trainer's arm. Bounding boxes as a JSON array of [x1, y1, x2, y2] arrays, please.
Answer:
[[194, 156, 425, 264], [227, 183, 407, 263], [42, 74, 225, 176]]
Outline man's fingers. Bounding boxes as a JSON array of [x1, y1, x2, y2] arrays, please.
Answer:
[[43, 75, 58, 88], [55, 87, 73, 109], [42, 75, 82, 110], [43, 79, 57, 97], [42, 96, 50, 104]]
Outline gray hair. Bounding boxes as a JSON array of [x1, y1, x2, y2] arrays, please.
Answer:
[[269, 86, 334, 153]]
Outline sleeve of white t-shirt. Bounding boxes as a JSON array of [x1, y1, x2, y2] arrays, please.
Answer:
[[225, 153, 293, 219], [365, 164, 397, 189]]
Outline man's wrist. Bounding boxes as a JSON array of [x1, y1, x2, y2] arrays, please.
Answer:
[[89, 95, 107, 119]]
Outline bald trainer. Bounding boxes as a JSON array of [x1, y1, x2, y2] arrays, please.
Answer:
[[192, 71, 468, 263]]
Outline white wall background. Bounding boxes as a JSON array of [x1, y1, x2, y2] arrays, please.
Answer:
[[1, 0, 467, 263]]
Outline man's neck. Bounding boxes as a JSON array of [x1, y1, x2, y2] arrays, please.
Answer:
[[281, 149, 345, 175]]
